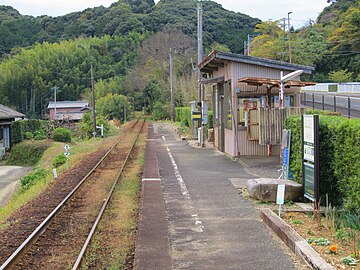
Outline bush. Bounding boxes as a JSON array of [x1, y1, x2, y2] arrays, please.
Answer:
[[52, 153, 67, 168], [20, 168, 49, 190], [24, 132, 34, 140], [52, 128, 72, 142], [7, 140, 50, 166], [285, 114, 360, 213]]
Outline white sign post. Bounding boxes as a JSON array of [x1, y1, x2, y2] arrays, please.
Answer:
[[276, 184, 286, 217], [64, 144, 70, 169]]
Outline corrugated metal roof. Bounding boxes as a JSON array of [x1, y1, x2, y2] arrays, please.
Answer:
[[199, 50, 315, 74], [0, 104, 25, 119], [238, 77, 316, 88], [47, 101, 89, 109]]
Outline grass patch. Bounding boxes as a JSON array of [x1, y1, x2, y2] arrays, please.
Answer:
[[0, 125, 122, 227]]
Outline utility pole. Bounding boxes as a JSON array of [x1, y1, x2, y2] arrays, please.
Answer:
[[282, 17, 286, 62], [288, 12, 293, 63], [197, 1, 203, 103], [91, 64, 97, 138], [53, 86, 59, 120], [124, 103, 127, 123], [197, 1, 204, 147], [247, 34, 251, 55], [170, 48, 175, 122]]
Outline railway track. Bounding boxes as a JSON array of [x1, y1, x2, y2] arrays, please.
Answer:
[[0, 117, 146, 269]]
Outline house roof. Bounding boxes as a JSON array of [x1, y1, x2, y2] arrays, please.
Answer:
[[47, 101, 89, 109], [0, 104, 25, 119], [199, 50, 315, 74]]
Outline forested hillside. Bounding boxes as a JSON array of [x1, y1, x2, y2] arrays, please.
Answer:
[[0, 0, 259, 55], [249, 0, 359, 82], [0, 0, 358, 119]]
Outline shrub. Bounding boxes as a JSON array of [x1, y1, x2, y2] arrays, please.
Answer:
[[52, 153, 67, 168], [20, 168, 49, 190], [24, 132, 34, 140], [52, 128, 71, 142], [7, 141, 50, 166]]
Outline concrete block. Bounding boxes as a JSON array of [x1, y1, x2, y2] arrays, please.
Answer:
[[247, 178, 302, 202], [295, 240, 336, 270]]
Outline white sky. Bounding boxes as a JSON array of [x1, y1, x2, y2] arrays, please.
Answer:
[[1, 0, 330, 29]]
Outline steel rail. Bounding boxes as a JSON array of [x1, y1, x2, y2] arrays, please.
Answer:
[[72, 117, 145, 269], [0, 118, 142, 270]]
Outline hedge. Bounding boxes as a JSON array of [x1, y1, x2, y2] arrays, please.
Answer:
[[175, 107, 213, 131], [7, 140, 50, 166], [285, 114, 360, 213], [11, 120, 52, 144]]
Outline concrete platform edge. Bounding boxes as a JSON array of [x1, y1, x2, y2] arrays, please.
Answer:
[[260, 208, 336, 270], [133, 124, 172, 270]]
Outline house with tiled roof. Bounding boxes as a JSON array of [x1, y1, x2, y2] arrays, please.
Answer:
[[0, 104, 25, 154], [47, 101, 91, 121]]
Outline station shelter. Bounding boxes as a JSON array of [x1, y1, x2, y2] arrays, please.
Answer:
[[198, 51, 315, 157]]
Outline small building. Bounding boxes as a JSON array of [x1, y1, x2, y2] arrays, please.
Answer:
[[199, 51, 315, 157], [47, 101, 91, 121], [0, 104, 25, 153]]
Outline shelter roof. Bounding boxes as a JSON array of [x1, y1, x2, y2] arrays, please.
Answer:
[[238, 77, 316, 88], [0, 104, 25, 119], [199, 50, 315, 74]]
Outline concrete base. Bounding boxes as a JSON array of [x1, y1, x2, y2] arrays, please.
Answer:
[[247, 178, 302, 202]]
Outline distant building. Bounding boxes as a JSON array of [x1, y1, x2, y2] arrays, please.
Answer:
[[0, 104, 25, 154], [47, 101, 91, 121]]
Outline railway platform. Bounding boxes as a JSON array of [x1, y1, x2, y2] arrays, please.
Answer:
[[135, 122, 306, 270]]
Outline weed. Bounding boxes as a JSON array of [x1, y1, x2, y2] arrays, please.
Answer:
[[285, 200, 294, 207], [307, 237, 331, 246], [292, 219, 304, 225], [341, 255, 358, 266], [307, 230, 313, 235], [256, 201, 272, 205]]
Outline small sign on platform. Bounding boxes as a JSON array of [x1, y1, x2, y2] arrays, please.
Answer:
[[276, 184, 286, 217], [276, 184, 285, 205]]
